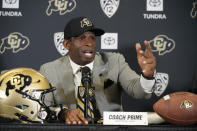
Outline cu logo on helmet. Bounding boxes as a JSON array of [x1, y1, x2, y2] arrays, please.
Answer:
[[4, 0, 17, 4], [5, 74, 32, 96], [104, 37, 115, 45]]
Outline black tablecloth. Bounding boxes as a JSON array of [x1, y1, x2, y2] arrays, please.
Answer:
[[1, 123, 197, 131]]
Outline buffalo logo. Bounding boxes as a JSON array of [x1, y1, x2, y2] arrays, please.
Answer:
[[180, 100, 193, 109], [54, 32, 68, 56], [46, 0, 76, 16], [191, 2, 197, 18], [153, 73, 169, 96], [104, 37, 115, 45], [81, 18, 92, 28], [5, 74, 32, 96], [100, 0, 119, 18], [0, 32, 30, 54], [149, 35, 175, 56], [149, 0, 161, 7]]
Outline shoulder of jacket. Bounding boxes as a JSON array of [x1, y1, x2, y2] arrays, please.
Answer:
[[41, 56, 67, 68], [100, 52, 124, 58], [97, 52, 124, 63]]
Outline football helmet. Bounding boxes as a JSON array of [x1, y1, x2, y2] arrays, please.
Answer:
[[0, 68, 58, 123]]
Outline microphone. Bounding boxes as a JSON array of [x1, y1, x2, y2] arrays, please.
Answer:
[[81, 66, 91, 87], [81, 66, 94, 123]]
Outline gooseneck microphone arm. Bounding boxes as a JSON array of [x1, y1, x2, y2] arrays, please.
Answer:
[[81, 66, 94, 124]]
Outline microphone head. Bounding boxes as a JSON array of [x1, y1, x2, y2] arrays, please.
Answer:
[[81, 66, 91, 74], [81, 66, 91, 85]]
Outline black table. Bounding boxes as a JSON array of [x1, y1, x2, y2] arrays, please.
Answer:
[[1, 123, 197, 131]]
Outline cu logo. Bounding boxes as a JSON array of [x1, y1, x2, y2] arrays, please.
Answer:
[[5, 74, 32, 96], [46, 0, 76, 16], [0, 32, 30, 54], [104, 37, 115, 45], [4, 0, 17, 4], [80, 18, 92, 28], [149, 35, 175, 56]]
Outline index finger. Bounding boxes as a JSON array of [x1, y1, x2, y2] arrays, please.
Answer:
[[144, 40, 153, 56], [136, 43, 144, 56]]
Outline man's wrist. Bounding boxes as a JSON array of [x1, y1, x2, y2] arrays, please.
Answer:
[[141, 72, 155, 80]]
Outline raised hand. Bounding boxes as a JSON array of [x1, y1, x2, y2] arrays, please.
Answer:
[[136, 40, 156, 77]]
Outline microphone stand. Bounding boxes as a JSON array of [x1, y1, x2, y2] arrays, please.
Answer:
[[84, 80, 94, 124], [81, 67, 94, 124]]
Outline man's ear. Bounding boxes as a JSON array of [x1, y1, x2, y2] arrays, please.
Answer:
[[63, 39, 70, 50]]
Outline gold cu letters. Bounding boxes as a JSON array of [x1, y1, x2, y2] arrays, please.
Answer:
[[8, 34, 21, 49], [10, 75, 25, 88], [55, 0, 68, 11], [81, 18, 92, 28], [153, 37, 167, 51], [149, 35, 175, 56]]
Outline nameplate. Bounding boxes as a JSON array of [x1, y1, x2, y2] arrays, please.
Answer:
[[103, 112, 148, 125]]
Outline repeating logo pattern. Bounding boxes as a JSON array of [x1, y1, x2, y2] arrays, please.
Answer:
[[101, 33, 118, 49], [100, 0, 119, 18], [54, 32, 68, 56], [0, 32, 30, 54], [46, 0, 76, 16], [191, 2, 197, 18], [149, 35, 175, 56]]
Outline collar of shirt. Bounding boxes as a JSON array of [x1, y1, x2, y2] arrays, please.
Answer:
[[69, 57, 94, 74]]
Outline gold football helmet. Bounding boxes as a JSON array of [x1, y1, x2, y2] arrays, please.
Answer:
[[0, 68, 57, 123]]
